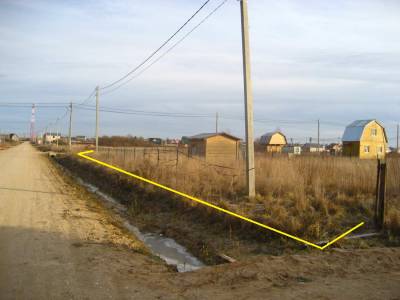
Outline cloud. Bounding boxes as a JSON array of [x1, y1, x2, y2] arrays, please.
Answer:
[[0, 0, 398, 144]]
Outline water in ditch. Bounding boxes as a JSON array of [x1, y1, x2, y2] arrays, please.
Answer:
[[76, 178, 205, 272]]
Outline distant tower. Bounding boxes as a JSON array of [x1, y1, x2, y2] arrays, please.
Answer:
[[30, 104, 35, 141]]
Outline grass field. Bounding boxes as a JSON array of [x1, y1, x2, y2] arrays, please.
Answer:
[[83, 146, 400, 241]]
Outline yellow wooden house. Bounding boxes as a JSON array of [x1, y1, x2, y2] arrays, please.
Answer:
[[187, 132, 241, 162], [342, 119, 388, 159], [259, 131, 287, 153]]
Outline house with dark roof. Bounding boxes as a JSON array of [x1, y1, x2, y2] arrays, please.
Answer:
[[187, 132, 241, 162], [302, 143, 325, 153], [342, 119, 388, 159], [259, 131, 287, 153]]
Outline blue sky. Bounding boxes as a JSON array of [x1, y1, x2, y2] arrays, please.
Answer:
[[0, 0, 399, 145]]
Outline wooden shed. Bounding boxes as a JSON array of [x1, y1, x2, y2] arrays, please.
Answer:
[[259, 131, 287, 153], [342, 119, 388, 159], [187, 132, 241, 162]]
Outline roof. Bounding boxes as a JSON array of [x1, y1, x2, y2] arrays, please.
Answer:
[[187, 132, 241, 141], [342, 119, 387, 142], [259, 131, 287, 145]]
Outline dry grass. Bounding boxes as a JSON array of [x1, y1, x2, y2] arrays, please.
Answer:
[[88, 147, 400, 241]]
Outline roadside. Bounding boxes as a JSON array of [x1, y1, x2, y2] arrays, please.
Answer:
[[55, 151, 399, 265], [0, 143, 399, 299]]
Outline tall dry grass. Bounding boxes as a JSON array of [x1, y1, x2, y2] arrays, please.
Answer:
[[90, 147, 400, 240]]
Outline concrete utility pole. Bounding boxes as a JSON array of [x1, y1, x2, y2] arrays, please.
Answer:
[[95, 86, 99, 152], [215, 112, 219, 133], [317, 119, 320, 153], [68, 102, 73, 151], [240, 0, 255, 198]]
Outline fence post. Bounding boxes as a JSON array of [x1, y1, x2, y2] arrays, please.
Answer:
[[157, 148, 160, 165], [175, 147, 179, 186], [176, 147, 179, 167], [375, 159, 387, 230]]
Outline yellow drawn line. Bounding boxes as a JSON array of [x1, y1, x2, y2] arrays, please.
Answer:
[[78, 150, 364, 250]]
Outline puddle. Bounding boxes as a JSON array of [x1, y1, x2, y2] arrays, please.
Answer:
[[76, 178, 204, 272]]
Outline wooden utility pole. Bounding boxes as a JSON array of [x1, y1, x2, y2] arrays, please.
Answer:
[[68, 102, 73, 151], [216, 112, 219, 133], [95, 86, 99, 152], [240, 0, 255, 198]]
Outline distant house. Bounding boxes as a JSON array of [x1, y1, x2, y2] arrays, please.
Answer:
[[180, 136, 190, 145], [187, 132, 241, 162], [9, 133, 19, 142], [148, 138, 163, 145], [326, 143, 342, 155], [302, 143, 325, 153], [166, 138, 180, 146], [282, 144, 302, 155], [0, 134, 8, 143], [259, 131, 287, 153], [43, 132, 61, 144], [74, 135, 87, 142], [342, 119, 388, 159]]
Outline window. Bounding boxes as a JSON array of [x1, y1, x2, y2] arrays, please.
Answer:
[[377, 146, 383, 153], [371, 128, 377, 136], [364, 145, 370, 153]]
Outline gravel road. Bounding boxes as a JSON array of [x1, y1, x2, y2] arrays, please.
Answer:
[[0, 143, 399, 300]]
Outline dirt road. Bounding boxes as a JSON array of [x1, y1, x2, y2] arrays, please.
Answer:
[[0, 143, 399, 299]]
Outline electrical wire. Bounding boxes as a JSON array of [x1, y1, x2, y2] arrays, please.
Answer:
[[100, 0, 212, 91], [77, 88, 97, 106], [101, 0, 229, 96]]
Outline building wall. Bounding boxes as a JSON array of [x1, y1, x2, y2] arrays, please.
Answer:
[[188, 140, 206, 157], [359, 121, 387, 159], [282, 146, 301, 155], [205, 135, 239, 162], [266, 144, 284, 153], [343, 141, 360, 157], [269, 133, 286, 145]]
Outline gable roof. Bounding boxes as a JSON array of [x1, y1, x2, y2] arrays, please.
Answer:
[[187, 132, 241, 141], [342, 119, 387, 142], [259, 131, 287, 145]]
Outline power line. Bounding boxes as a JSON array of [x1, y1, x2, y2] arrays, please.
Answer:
[[77, 88, 97, 106], [100, 0, 212, 91], [102, 0, 229, 96]]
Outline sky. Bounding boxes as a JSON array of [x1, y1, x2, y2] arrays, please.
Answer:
[[0, 0, 399, 145]]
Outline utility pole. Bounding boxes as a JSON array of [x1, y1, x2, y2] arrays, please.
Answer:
[[30, 104, 35, 142], [240, 0, 255, 198], [215, 112, 219, 133], [95, 86, 99, 152], [68, 102, 73, 151], [317, 119, 320, 153], [397, 123, 399, 153], [56, 119, 59, 148]]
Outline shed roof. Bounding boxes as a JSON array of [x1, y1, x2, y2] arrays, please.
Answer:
[[342, 119, 387, 142], [259, 131, 287, 145], [188, 132, 241, 141]]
